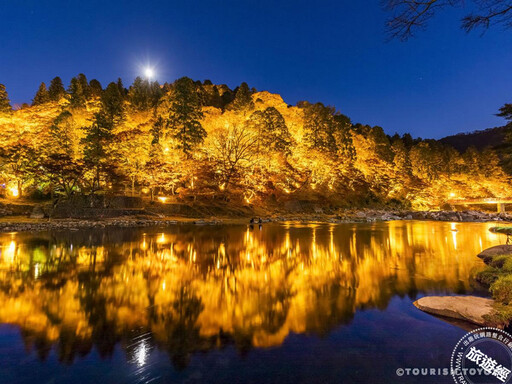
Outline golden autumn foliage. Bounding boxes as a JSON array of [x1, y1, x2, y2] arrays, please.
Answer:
[[0, 77, 510, 209]]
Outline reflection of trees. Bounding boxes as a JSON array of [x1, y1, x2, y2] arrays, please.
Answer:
[[162, 285, 204, 370], [0, 222, 502, 368], [78, 270, 118, 358]]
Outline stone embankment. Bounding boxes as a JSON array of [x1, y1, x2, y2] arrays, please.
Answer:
[[0, 208, 509, 232], [0, 218, 180, 232], [275, 209, 511, 223]]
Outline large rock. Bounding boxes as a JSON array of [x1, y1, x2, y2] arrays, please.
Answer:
[[414, 296, 496, 327], [29, 206, 45, 219], [477, 245, 512, 265]]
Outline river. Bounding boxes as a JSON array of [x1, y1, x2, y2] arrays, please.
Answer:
[[0, 221, 504, 383]]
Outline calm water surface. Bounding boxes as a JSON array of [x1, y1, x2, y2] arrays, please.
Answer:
[[0, 221, 505, 383]]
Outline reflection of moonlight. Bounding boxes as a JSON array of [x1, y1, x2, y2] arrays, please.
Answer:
[[136, 340, 147, 367], [127, 331, 153, 368]]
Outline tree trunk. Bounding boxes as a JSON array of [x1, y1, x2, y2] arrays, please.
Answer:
[[131, 176, 135, 197], [17, 179, 22, 198]]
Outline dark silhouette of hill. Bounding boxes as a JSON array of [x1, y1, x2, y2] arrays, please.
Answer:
[[440, 126, 509, 152]]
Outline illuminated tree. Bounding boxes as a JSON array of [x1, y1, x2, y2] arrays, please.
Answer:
[[32, 82, 50, 106], [0, 84, 11, 113], [299, 102, 338, 153], [143, 143, 178, 200], [227, 82, 254, 111], [77, 73, 91, 99], [333, 113, 355, 161], [209, 124, 258, 190], [211, 86, 224, 108], [89, 79, 103, 98], [111, 128, 151, 196], [48, 76, 66, 101], [0, 140, 37, 197], [68, 77, 86, 108], [101, 82, 125, 125], [391, 137, 412, 176], [409, 140, 445, 182], [496, 102, 512, 173], [128, 77, 162, 110], [37, 153, 83, 198], [82, 112, 115, 191], [248, 107, 292, 154], [164, 77, 206, 156], [116, 78, 127, 99]]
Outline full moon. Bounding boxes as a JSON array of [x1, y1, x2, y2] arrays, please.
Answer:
[[144, 67, 154, 79]]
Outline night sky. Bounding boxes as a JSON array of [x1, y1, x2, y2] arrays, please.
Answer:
[[1, 0, 511, 139]]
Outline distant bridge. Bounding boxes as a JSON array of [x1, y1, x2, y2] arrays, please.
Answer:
[[447, 198, 512, 213]]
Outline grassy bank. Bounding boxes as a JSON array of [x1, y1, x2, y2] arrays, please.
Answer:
[[475, 236, 512, 327]]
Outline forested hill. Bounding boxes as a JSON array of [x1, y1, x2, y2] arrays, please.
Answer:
[[439, 126, 509, 152], [0, 75, 511, 211]]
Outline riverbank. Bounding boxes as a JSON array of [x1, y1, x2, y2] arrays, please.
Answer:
[[414, 240, 512, 330], [0, 208, 510, 232]]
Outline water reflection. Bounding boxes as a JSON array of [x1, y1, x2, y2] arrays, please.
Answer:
[[0, 221, 503, 369]]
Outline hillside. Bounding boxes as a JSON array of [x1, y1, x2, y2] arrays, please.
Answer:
[[0, 75, 511, 212], [440, 126, 509, 152]]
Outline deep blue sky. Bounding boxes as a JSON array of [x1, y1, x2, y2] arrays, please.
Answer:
[[1, 0, 511, 138]]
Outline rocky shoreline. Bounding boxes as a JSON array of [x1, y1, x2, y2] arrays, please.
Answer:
[[0, 209, 509, 232], [414, 296, 500, 328]]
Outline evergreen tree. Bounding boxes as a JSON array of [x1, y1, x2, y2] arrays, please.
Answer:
[[128, 77, 153, 110], [101, 82, 125, 124], [116, 78, 126, 99], [165, 77, 206, 156], [32, 82, 50, 106], [50, 111, 75, 155], [300, 102, 338, 153], [81, 83, 125, 191], [150, 81, 163, 107], [41, 111, 82, 198], [77, 73, 91, 99], [151, 117, 164, 145], [496, 102, 512, 173], [89, 79, 103, 98], [227, 82, 254, 111], [0, 84, 11, 112], [333, 113, 355, 160], [48, 77, 66, 101], [391, 138, 412, 176], [68, 77, 86, 108], [497, 103, 512, 122], [249, 107, 292, 153], [221, 89, 235, 107], [209, 86, 223, 108], [82, 112, 115, 190]]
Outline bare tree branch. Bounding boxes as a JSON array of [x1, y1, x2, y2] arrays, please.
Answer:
[[384, 0, 512, 40], [462, 0, 512, 31]]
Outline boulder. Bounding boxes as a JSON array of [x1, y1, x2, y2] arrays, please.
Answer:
[[414, 296, 497, 327], [29, 206, 45, 219], [477, 245, 512, 265]]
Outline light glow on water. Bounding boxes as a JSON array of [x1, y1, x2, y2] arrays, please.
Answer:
[[0, 221, 505, 370]]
